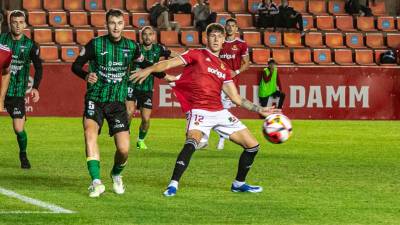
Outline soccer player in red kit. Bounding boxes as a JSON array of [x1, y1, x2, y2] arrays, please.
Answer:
[[216, 18, 250, 150], [0, 44, 12, 111], [131, 23, 279, 197]]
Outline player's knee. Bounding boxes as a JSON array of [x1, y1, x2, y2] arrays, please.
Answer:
[[242, 139, 259, 149]]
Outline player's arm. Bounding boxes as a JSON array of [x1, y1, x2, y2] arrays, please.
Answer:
[[130, 56, 184, 84], [0, 65, 10, 110], [233, 45, 250, 78], [71, 40, 97, 83], [30, 44, 43, 103], [222, 81, 280, 117]]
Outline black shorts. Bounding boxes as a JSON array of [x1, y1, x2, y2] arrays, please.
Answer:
[[126, 89, 153, 109], [4, 96, 26, 119], [83, 100, 129, 136]]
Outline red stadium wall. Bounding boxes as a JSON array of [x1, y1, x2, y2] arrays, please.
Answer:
[[0, 64, 399, 120]]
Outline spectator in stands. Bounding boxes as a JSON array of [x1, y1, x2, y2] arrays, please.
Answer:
[[169, 0, 192, 14], [258, 59, 285, 108], [256, 0, 279, 29], [150, 0, 180, 31], [278, 0, 304, 34], [193, 0, 216, 32], [345, 0, 374, 16]]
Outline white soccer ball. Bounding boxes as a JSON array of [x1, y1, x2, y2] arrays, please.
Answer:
[[262, 113, 292, 144]]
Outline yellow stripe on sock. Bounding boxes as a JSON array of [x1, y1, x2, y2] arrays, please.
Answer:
[[86, 157, 99, 161]]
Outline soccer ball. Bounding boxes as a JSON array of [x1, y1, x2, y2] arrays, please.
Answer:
[[262, 114, 292, 144]]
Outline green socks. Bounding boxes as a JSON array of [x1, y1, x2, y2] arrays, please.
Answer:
[[111, 162, 127, 176], [16, 131, 27, 153], [87, 159, 100, 181], [138, 129, 147, 141]]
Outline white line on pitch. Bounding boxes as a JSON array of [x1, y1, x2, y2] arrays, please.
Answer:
[[0, 211, 58, 214], [0, 186, 75, 214]]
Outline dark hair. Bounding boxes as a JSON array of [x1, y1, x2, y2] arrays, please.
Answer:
[[9, 10, 26, 20], [206, 23, 225, 36], [268, 58, 276, 64], [106, 9, 124, 22], [225, 18, 237, 25]]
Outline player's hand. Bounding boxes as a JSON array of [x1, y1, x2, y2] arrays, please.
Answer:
[[31, 88, 40, 103], [130, 68, 151, 84], [86, 73, 98, 84], [164, 74, 177, 83], [259, 106, 281, 117], [230, 70, 237, 78]]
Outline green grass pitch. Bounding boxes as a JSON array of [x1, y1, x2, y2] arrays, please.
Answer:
[[0, 117, 399, 225]]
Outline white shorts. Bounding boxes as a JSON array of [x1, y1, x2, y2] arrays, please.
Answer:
[[221, 91, 235, 109], [186, 109, 247, 141]]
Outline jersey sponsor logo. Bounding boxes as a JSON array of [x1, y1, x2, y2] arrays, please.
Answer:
[[13, 107, 22, 115], [100, 51, 108, 56], [108, 61, 123, 66], [220, 53, 236, 60], [113, 119, 125, 129], [207, 67, 226, 79], [220, 63, 226, 70]]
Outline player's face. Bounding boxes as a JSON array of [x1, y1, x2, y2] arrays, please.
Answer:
[[207, 31, 225, 53], [10, 16, 26, 36], [225, 21, 238, 36], [107, 16, 124, 41], [142, 29, 155, 46]]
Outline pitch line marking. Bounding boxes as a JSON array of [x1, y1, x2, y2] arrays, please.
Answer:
[[0, 186, 75, 214]]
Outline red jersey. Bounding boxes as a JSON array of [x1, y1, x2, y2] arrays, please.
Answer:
[[173, 48, 233, 112], [0, 44, 12, 71], [219, 38, 248, 71]]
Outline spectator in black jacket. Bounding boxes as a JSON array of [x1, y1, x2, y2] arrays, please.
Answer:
[[278, 0, 303, 33], [345, 0, 374, 16], [256, 0, 280, 29], [150, 0, 180, 31], [193, 0, 216, 32], [169, 0, 192, 14]]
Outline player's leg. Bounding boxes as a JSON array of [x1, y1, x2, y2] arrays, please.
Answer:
[[137, 107, 151, 150], [125, 100, 136, 123], [217, 91, 234, 150]]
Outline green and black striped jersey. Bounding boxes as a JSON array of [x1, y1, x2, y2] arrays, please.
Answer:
[[72, 35, 144, 103], [129, 43, 171, 92], [0, 33, 42, 97]]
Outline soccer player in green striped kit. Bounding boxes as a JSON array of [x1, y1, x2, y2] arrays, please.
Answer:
[[72, 9, 150, 197], [0, 10, 43, 169], [126, 26, 175, 150]]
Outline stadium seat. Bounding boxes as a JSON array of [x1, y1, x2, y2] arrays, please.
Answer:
[[55, 29, 75, 45], [251, 48, 270, 64], [387, 33, 400, 48], [316, 15, 334, 30], [396, 17, 400, 30], [289, 0, 307, 13], [49, 12, 68, 27], [302, 15, 314, 30], [76, 29, 95, 45], [216, 14, 231, 25], [235, 14, 254, 28], [264, 31, 283, 47], [160, 30, 180, 46], [328, 1, 346, 15], [243, 31, 263, 47], [313, 49, 333, 64], [131, 13, 150, 28], [308, 0, 328, 15], [23, 0, 42, 11], [44, 0, 63, 11], [126, 0, 145, 12], [272, 49, 292, 64], [23, 28, 31, 39], [325, 32, 346, 48], [334, 49, 354, 65], [228, 0, 246, 13], [293, 48, 313, 64], [90, 12, 106, 27], [370, 1, 386, 16], [209, 0, 226, 12], [180, 30, 201, 47], [365, 33, 385, 49], [61, 46, 80, 62], [40, 45, 60, 62], [173, 14, 192, 28], [97, 29, 108, 37], [305, 32, 324, 48], [70, 11, 89, 27], [34, 29, 54, 44], [355, 49, 375, 65], [28, 11, 48, 27], [357, 17, 376, 31], [335, 15, 356, 31], [122, 12, 131, 27], [283, 32, 302, 47], [377, 17, 396, 31], [123, 30, 136, 41], [345, 33, 365, 48], [64, 0, 84, 11], [105, 0, 124, 10], [85, 0, 104, 11]]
